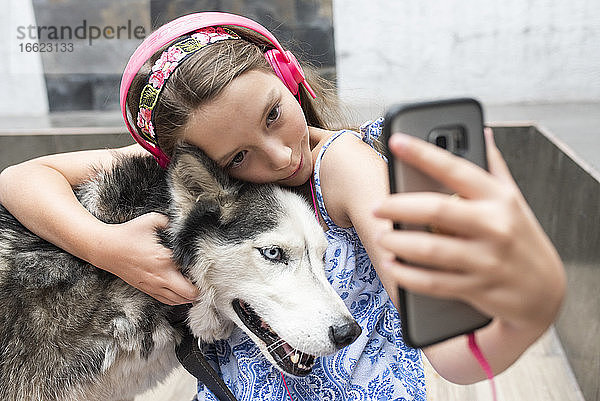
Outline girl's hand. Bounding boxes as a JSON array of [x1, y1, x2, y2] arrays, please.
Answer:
[[90, 212, 200, 305], [374, 128, 565, 332]]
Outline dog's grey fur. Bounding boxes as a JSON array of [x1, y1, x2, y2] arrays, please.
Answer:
[[0, 144, 360, 400]]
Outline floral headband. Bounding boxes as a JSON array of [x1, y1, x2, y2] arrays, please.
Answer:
[[136, 26, 240, 146]]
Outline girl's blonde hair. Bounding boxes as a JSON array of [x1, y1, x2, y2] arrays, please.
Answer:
[[126, 27, 349, 158]]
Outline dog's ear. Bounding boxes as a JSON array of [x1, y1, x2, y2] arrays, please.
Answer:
[[168, 144, 242, 220]]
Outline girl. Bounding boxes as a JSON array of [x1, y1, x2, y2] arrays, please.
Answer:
[[0, 12, 564, 401]]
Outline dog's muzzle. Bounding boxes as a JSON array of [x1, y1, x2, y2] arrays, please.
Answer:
[[232, 299, 350, 377]]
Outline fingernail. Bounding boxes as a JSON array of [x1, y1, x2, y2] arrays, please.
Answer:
[[382, 260, 396, 271], [484, 127, 495, 145], [390, 133, 410, 151]]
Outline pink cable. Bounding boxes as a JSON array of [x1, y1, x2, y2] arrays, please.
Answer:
[[309, 177, 319, 220], [467, 332, 498, 401], [281, 373, 294, 400]]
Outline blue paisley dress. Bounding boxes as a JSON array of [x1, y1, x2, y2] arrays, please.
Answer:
[[195, 119, 426, 401]]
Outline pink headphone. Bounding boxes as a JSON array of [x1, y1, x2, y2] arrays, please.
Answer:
[[120, 12, 317, 167]]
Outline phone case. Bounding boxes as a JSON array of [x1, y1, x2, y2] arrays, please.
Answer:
[[383, 98, 492, 348]]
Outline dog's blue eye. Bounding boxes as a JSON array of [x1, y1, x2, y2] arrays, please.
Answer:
[[259, 247, 286, 263]]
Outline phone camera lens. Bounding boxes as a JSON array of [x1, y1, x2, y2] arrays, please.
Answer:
[[435, 135, 448, 149]]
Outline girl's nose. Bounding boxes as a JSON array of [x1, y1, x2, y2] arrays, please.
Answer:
[[267, 143, 292, 171]]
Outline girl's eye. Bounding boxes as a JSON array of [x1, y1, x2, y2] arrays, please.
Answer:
[[258, 246, 287, 264], [228, 150, 247, 169], [266, 104, 281, 126]]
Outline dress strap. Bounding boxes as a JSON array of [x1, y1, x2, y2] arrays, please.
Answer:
[[313, 120, 386, 230], [313, 130, 350, 230], [359, 117, 385, 147]]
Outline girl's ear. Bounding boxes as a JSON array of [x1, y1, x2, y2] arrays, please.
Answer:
[[167, 144, 243, 219]]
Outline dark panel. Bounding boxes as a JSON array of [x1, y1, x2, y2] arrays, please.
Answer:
[[33, 0, 334, 112], [494, 126, 600, 401], [0, 134, 133, 171], [149, 0, 335, 67], [31, 0, 151, 112]]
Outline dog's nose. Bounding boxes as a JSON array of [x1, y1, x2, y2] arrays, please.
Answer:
[[329, 321, 362, 349]]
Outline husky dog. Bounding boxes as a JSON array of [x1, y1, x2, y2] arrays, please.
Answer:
[[0, 144, 361, 401]]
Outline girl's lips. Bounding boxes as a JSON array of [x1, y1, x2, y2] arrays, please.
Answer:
[[284, 153, 303, 180]]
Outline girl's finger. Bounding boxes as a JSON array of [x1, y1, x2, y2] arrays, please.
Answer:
[[157, 287, 195, 305], [374, 192, 493, 238], [146, 211, 170, 229], [150, 292, 180, 306], [164, 270, 200, 301], [378, 230, 492, 273], [382, 259, 483, 301], [388, 133, 502, 199], [484, 128, 516, 185]]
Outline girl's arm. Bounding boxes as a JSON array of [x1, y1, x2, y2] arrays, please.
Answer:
[[0, 145, 199, 305], [319, 129, 565, 384], [316, 133, 401, 305]]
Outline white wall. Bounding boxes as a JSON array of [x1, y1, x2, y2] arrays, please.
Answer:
[[2, 0, 49, 116], [333, 0, 600, 111]]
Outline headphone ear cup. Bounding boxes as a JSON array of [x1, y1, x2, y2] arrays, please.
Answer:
[[265, 49, 317, 99], [264, 49, 302, 95]]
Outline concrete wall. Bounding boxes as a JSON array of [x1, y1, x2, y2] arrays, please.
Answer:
[[493, 125, 600, 401], [3, 0, 48, 116], [0, 133, 132, 172], [333, 0, 600, 110], [6, 0, 600, 114]]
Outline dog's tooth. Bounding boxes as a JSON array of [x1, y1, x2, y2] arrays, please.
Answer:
[[290, 352, 299, 364]]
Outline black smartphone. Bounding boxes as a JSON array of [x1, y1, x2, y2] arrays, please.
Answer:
[[383, 98, 492, 348]]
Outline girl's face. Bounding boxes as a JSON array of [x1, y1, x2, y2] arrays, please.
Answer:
[[183, 70, 312, 187]]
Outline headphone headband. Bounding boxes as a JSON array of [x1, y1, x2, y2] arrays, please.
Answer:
[[120, 12, 312, 167]]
